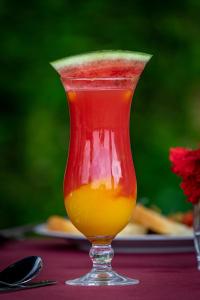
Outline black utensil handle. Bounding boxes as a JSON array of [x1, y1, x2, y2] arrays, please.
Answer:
[[0, 280, 57, 292]]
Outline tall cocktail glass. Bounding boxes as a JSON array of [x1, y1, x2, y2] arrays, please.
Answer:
[[51, 51, 151, 286]]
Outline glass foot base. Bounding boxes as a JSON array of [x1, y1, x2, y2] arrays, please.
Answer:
[[65, 269, 139, 286]]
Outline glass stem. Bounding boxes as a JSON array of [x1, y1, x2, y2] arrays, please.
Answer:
[[89, 244, 114, 272]]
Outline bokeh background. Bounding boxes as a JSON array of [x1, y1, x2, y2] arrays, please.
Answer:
[[1, 0, 200, 229]]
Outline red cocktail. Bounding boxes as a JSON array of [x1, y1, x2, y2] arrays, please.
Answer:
[[51, 51, 152, 286]]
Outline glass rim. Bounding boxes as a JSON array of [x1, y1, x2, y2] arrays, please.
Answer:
[[60, 77, 136, 81]]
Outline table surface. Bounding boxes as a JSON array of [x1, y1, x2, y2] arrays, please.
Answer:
[[0, 238, 199, 300]]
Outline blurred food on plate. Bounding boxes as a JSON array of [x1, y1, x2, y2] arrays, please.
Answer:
[[131, 205, 192, 235], [168, 211, 193, 227], [47, 204, 193, 237], [47, 215, 81, 235]]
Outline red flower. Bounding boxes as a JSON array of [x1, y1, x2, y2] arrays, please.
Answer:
[[169, 146, 200, 204]]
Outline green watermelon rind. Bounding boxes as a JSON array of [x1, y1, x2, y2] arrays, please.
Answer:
[[50, 50, 152, 71]]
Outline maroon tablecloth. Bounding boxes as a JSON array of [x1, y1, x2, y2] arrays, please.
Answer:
[[0, 238, 199, 300]]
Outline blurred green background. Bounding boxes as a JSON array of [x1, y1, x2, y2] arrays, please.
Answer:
[[1, 0, 199, 229]]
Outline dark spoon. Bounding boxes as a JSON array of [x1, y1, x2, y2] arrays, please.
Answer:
[[0, 256, 42, 286], [0, 280, 57, 292]]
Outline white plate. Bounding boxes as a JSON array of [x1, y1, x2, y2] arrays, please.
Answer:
[[34, 224, 194, 254]]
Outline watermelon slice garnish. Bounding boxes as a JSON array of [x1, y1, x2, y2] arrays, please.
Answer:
[[50, 50, 152, 78]]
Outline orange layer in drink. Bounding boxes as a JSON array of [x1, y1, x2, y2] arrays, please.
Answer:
[[65, 181, 135, 242]]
